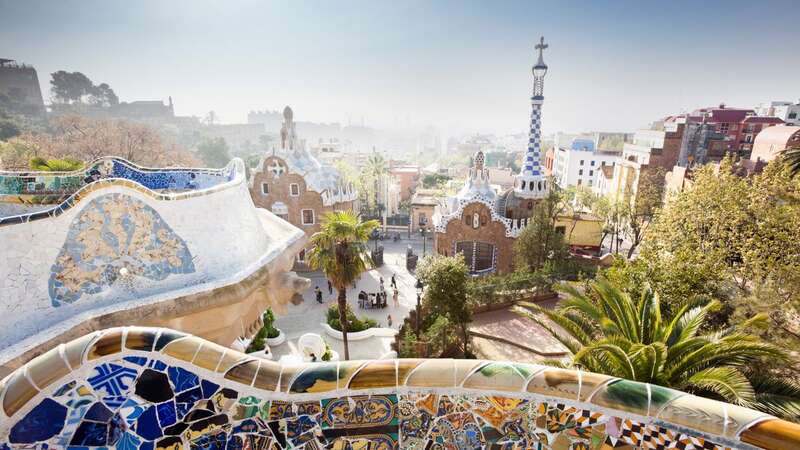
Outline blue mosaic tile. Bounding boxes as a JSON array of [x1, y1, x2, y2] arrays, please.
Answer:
[[168, 365, 199, 392], [156, 401, 177, 427], [134, 406, 162, 441], [9, 398, 67, 444]]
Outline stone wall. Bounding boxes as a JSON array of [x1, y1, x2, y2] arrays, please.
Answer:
[[1, 327, 798, 449]]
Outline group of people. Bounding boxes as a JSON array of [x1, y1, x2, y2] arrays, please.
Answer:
[[314, 274, 400, 308]]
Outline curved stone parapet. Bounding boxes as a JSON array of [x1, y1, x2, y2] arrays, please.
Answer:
[[0, 158, 307, 374], [1, 327, 798, 449], [0, 156, 239, 224]]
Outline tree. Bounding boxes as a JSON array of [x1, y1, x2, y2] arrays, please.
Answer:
[[416, 254, 472, 355], [514, 189, 570, 272], [363, 151, 388, 215], [422, 173, 451, 189], [50, 71, 94, 104], [0, 116, 20, 141], [624, 166, 666, 258], [307, 211, 379, 360], [2, 116, 199, 168], [517, 278, 800, 419], [197, 137, 231, 168], [782, 146, 800, 178], [89, 83, 119, 107], [589, 194, 628, 253]]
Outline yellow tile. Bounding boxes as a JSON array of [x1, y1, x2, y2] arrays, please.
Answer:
[[26, 346, 70, 391], [406, 359, 455, 388], [63, 332, 99, 369], [740, 418, 800, 450], [348, 360, 397, 390], [86, 329, 123, 360], [162, 336, 203, 363], [225, 359, 260, 386], [2, 371, 37, 417]]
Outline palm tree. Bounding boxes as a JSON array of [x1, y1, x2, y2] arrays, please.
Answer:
[[365, 152, 387, 215], [307, 211, 379, 360], [516, 278, 800, 417], [781, 146, 800, 178]]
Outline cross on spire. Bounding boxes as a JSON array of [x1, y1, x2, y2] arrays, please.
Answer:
[[535, 36, 548, 62]]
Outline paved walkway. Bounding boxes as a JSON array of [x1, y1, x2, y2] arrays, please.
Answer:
[[468, 305, 569, 362], [271, 235, 428, 360]]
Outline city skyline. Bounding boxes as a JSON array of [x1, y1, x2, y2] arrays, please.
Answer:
[[2, 0, 799, 135]]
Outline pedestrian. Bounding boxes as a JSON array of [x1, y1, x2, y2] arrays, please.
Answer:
[[387, 314, 393, 328], [391, 274, 397, 289], [379, 276, 385, 289], [393, 287, 399, 307], [315, 286, 323, 304], [327, 279, 333, 295]]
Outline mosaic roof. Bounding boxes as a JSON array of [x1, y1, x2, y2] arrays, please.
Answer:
[[1, 327, 798, 449]]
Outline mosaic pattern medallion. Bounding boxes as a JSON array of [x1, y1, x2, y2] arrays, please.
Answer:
[[48, 193, 195, 306]]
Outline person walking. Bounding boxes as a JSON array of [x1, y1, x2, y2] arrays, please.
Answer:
[[390, 274, 397, 290], [315, 286, 323, 304], [393, 287, 399, 307], [387, 314, 393, 328], [327, 279, 333, 295]]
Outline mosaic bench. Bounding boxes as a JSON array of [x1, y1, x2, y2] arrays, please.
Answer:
[[1, 327, 798, 449], [0, 157, 240, 225]]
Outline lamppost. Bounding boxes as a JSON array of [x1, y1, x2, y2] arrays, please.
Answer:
[[415, 278, 424, 338], [421, 227, 428, 256]]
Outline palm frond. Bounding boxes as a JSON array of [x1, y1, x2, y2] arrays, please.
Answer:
[[685, 366, 754, 406]]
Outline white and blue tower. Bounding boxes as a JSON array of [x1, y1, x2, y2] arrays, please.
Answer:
[[514, 36, 550, 199]]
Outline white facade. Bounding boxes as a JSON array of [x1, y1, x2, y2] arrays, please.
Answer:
[[756, 100, 800, 126], [552, 139, 620, 189]]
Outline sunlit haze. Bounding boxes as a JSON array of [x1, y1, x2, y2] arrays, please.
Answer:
[[2, 0, 799, 134]]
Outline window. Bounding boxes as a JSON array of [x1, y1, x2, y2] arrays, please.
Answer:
[[261, 183, 269, 195], [419, 212, 427, 225], [465, 214, 472, 226], [589, 170, 594, 177], [578, 169, 583, 176], [290, 183, 300, 196], [601, 161, 606, 166], [456, 241, 495, 273], [580, 160, 584, 165], [555, 226, 566, 235], [301, 209, 315, 225], [789, 112, 797, 119], [590, 160, 595, 166], [719, 123, 730, 133], [589, 179, 594, 187], [577, 179, 582, 186]]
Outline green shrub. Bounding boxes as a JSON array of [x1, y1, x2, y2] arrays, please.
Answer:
[[321, 341, 333, 361], [245, 327, 267, 353], [245, 308, 280, 352], [326, 303, 377, 332], [262, 308, 279, 339]]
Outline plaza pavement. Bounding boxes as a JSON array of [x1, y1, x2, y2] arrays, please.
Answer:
[[271, 235, 429, 360]]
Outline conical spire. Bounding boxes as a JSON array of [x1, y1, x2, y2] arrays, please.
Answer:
[[514, 36, 549, 200]]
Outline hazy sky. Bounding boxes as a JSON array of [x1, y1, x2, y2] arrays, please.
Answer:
[[2, 0, 799, 135]]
